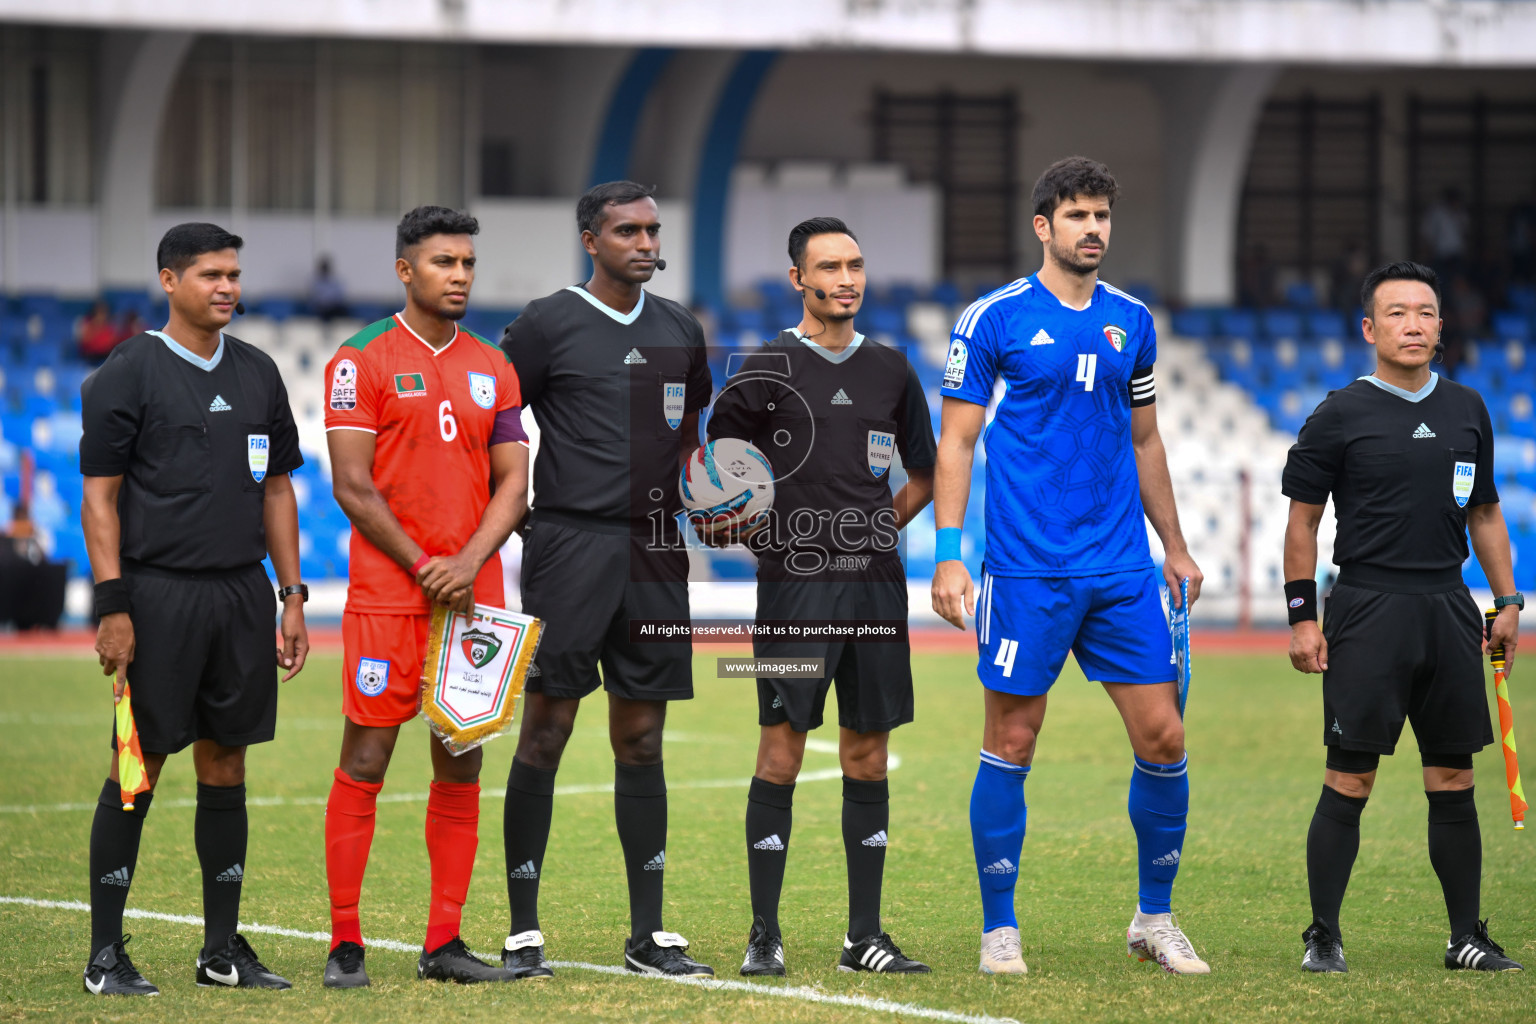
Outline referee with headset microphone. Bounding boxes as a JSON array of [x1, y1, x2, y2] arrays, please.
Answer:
[[1282, 260, 1523, 974]]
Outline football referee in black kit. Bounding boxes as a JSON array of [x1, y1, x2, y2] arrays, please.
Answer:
[[705, 217, 936, 977], [1282, 260, 1523, 974], [79, 223, 309, 995], [498, 181, 715, 978]]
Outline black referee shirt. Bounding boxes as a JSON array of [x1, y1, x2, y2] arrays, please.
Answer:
[[79, 331, 303, 571], [707, 330, 937, 575], [501, 286, 712, 526], [1281, 373, 1497, 579]]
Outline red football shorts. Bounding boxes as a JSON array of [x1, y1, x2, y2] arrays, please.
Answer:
[[341, 612, 433, 727]]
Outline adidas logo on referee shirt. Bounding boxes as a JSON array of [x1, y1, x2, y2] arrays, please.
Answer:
[[1152, 849, 1181, 867], [623, 348, 647, 364], [509, 860, 539, 880], [831, 388, 852, 405], [1413, 422, 1436, 438], [208, 394, 232, 412], [215, 863, 244, 883], [643, 850, 666, 871], [753, 834, 785, 851], [100, 866, 131, 887], [982, 858, 1016, 875], [862, 830, 888, 847]]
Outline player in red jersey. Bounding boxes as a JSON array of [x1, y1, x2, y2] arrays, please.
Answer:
[[320, 207, 529, 987]]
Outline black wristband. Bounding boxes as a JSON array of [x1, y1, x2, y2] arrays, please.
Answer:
[[94, 578, 131, 618], [1285, 579, 1318, 625]]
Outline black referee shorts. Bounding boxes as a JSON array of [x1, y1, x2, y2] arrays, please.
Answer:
[[755, 562, 913, 734], [519, 518, 693, 702], [1321, 582, 1495, 756], [116, 563, 278, 754]]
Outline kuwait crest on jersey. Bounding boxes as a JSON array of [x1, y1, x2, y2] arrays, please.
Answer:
[[867, 429, 895, 478], [1103, 325, 1127, 353], [468, 371, 496, 410], [663, 381, 686, 430], [461, 628, 502, 669]]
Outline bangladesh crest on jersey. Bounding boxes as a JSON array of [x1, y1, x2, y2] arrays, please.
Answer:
[[1103, 325, 1127, 353], [461, 628, 502, 669]]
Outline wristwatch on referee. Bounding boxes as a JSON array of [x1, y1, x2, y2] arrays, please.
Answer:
[[278, 583, 309, 603], [1494, 593, 1525, 611]]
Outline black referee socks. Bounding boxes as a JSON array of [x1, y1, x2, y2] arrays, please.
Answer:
[[503, 757, 557, 934], [1306, 784, 1367, 936], [195, 782, 247, 955], [746, 777, 795, 934], [89, 779, 153, 955], [842, 776, 889, 940], [614, 761, 668, 939], [1427, 787, 1482, 940]]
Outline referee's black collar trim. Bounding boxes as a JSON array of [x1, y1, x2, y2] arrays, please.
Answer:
[[150, 329, 225, 372], [566, 285, 646, 325], [393, 312, 459, 357], [1359, 372, 1438, 403], [788, 327, 865, 364]]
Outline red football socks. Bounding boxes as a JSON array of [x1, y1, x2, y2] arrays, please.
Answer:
[[423, 780, 481, 952], [325, 767, 382, 950]]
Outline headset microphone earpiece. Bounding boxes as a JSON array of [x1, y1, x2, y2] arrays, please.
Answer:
[[234, 302, 245, 315], [654, 258, 666, 271], [1434, 341, 1445, 363], [793, 270, 826, 301]]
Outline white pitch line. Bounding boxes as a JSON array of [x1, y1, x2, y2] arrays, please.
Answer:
[[0, 737, 898, 815], [2, 896, 1017, 1024]]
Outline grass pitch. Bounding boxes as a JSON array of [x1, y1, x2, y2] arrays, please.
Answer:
[[0, 646, 1531, 1023]]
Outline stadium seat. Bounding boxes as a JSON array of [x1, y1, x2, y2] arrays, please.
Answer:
[[1493, 312, 1532, 344]]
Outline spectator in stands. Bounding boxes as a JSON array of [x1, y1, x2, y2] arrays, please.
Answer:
[[1421, 188, 1469, 283], [1333, 241, 1371, 312], [116, 308, 146, 343], [1239, 242, 1277, 307], [77, 301, 120, 362], [309, 256, 349, 321], [1510, 198, 1535, 285]]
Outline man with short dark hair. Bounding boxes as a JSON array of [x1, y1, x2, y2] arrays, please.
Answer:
[[321, 205, 528, 986], [706, 216, 936, 977], [1283, 260, 1523, 973], [498, 180, 715, 978], [931, 156, 1208, 975], [80, 222, 309, 995]]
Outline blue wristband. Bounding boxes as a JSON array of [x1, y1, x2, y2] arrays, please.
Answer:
[[935, 527, 963, 564]]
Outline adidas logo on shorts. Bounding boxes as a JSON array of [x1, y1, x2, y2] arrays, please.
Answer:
[[100, 867, 131, 887], [1152, 849, 1181, 867], [753, 834, 785, 851], [215, 863, 244, 883], [982, 858, 1016, 875], [862, 830, 888, 847], [509, 860, 539, 880], [643, 851, 666, 871]]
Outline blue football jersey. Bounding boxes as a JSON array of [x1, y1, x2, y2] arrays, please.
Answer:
[[942, 275, 1157, 577]]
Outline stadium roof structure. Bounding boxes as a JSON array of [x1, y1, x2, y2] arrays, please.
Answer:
[[2, 0, 1535, 67]]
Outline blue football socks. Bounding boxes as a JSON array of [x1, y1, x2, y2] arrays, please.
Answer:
[[970, 750, 1030, 931], [1128, 754, 1189, 915]]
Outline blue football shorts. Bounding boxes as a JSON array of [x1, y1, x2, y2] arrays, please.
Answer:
[[974, 567, 1175, 696]]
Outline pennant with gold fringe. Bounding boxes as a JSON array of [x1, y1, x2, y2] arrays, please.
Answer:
[[420, 603, 542, 755]]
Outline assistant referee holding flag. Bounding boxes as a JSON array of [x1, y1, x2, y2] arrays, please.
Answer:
[[79, 223, 309, 995], [1283, 260, 1523, 973]]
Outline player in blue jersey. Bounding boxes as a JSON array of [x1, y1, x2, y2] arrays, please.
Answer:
[[930, 157, 1209, 975]]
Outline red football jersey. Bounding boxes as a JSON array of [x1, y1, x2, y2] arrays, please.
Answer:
[[324, 314, 521, 614]]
